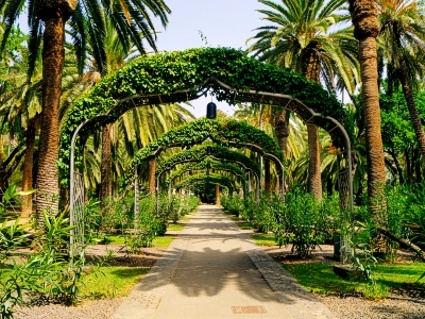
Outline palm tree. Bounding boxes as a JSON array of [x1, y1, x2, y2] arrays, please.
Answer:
[[248, 0, 359, 200], [378, 0, 425, 163], [349, 0, 387, 224], [0, 0, 170, 217]]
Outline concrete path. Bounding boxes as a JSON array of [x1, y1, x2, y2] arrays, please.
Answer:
[[111, 205, 338, 319]]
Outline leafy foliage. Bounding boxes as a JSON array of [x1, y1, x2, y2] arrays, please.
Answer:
[[174, 173, 238, 194], [0, 186, 85, 318], [222, 190, 340, 258], [58, 47, 346, 186], [165, 159, 245, 188]]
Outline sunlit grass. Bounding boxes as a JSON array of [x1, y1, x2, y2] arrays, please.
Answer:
[[94, 234, 173, 247], [232, 217, 254, 230], [152, 236, 173, 247], [80, 266, 149, 299], [283, 262, 425, 299], [251, 233, 277, 246], [167, 223, 185, 231]]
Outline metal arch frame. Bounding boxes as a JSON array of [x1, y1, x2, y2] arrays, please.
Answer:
[[173, 173, 238, 193], [155, 155, 259, 212], [69, 113, 114, 255], [165, 159, 246, 184], [210, 78, 354, 218], [163, 156, 252, 194], [155, 155, 246, 212], [117, 77, 351, 213], [152, 145, 261, 195]]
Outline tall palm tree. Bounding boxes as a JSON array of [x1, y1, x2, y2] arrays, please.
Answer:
[[0, 0, 170, 217], [248, 0, 359, 200], [0, 28, 94, 217], [378, 0, 425, 163], [349, 0, 387, 223]]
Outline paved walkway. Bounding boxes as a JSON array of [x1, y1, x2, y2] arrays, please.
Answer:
[[111, 205, 338, 319]]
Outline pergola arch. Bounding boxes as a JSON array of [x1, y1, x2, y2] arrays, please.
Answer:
[[165, 159, 245, 188], [59, 47, 350, 186], [155, 145, 260, 179], [127, 118, 281, 182], [154, 145, 260, 197], [63, 47, 355, 257], [174, 174, 238, 194]]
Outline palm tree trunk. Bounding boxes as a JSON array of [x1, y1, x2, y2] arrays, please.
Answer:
[[100, 124, 113, 208], [359, 36, 387, 215], [149, 158, 156, 195], [405, 149, 412, 185], [307, 123, 322, 200], [264, 158, 272, 195], [350, 0, 387, 216], [388, 149, 404, 184], [274, 108, 290, 158], [215, 184, 220, 205], [397, 61, 425, 163], [303, 45, 323, 200], [35, 15, 66, 219], [21, 120, 36, 219]]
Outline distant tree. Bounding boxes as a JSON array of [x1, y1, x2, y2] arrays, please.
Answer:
[[248, 0, 359, 199]]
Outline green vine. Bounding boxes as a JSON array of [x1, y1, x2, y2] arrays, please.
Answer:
[[59, 47, 347, 186], [164, 158, 245, 187], [174, 173, 237, 193], [156, 143, 259, 177]]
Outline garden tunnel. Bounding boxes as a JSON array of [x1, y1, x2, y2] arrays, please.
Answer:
[[61, 47, 354, 253], [155, 146, 253, 198], [164, 158, 246, 187], [127, 119, 280, 197], [164, 159, 247, 202], [173, 174, 238, 196]]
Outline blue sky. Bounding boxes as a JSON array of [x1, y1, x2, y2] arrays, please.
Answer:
[[152, 0, 264, 117], [154, 0, 262, 52]]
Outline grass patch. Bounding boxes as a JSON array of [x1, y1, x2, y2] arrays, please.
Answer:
[[167, 223, 185, 231], [152, 236, 173, 247], [94, 234, 173, 248], [283, 262, 425, 299], [81, 266, 149, 299], [232, 217, 254, 230], [251, 233, 277, 246]]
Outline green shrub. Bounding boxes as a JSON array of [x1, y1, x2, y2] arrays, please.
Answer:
[[221, 194, 244, 217], [1, 187, 85, 318]]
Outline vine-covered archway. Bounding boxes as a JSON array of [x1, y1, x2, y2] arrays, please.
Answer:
[[165, 159, 245, 186], [174, 174, 237, 194], [155, 145, 260, 179], [59, 47, 350, 186], [122, 119, 282, 198], [62, 47, 355, 232], [156, 146, 253, 197]]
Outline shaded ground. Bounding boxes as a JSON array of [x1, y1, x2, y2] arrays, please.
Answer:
[[13, 218, 425, 319]]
